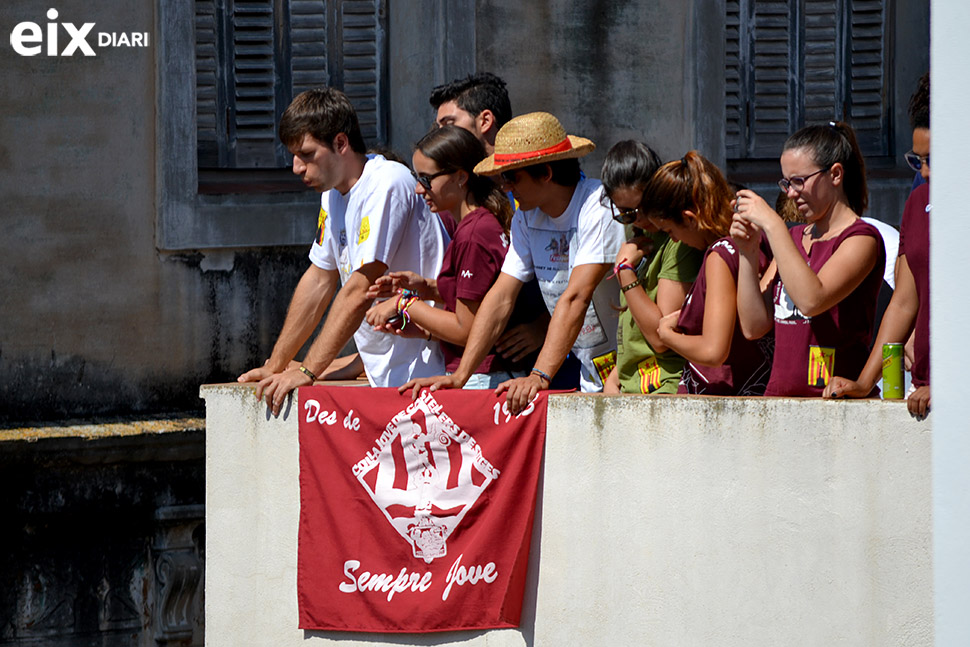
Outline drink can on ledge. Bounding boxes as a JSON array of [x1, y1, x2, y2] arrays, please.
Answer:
[[882, 343, 904, 399]]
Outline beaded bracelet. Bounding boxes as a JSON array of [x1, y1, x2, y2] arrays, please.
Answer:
[[530, 367, 552, 384], [620, 278, 641, 293], [298, 365, 317, 381]]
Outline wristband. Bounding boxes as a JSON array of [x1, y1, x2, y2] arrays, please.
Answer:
[[530, 367, 552, 384], [620, 278, 641, 293], [298, 365, 317, 381]]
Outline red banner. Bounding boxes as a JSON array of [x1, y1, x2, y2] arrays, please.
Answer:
[[297, 386, 548, 632]]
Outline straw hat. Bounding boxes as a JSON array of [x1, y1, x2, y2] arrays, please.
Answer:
[[473, 112, 595, 176]]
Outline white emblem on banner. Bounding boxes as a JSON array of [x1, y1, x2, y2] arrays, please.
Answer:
[[352, 391, 500, 563], [353, 391, 499, 564]]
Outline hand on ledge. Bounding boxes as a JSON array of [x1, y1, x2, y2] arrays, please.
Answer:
[[822, 376, 872, 400], [399, 374, 465, 401], [908, 385, 930, 419], [256, 367, 312, 416]]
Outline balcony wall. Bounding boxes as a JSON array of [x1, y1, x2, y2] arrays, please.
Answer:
[[203, 384, 931, 647]]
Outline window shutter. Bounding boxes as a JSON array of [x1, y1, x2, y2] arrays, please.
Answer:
[[749, 1, 794, 158], [847, 0, 890, 155], [195, 0, 225, 167], [331, 0, 386, 145], [289, 0, 329, 94], [196, 0, 383, 170], [231, 0, 281, 167], [726, 0, 890, 160], [725, 0, 745, 158]]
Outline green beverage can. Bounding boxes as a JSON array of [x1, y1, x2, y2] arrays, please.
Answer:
[[882, 343, 904, 399]]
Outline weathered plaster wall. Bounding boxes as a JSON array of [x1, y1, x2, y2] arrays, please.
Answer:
[[476, 0, 711, 173], [0, 1, 312, 423], [203, 386, 932, 647]]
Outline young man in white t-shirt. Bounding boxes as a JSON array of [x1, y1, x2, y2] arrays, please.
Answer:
[[238, 88, 448, 413], [402, 112, 625, 412]]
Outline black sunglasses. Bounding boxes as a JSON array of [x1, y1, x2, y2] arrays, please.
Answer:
[[413, 169, 452, 191], [610, 202, 640, 225]]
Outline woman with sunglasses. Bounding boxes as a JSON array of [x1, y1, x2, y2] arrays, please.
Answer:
[[642, 151, 774, 395], [365, 125, 541, 388], [602, 141, 703, 394], [731, 121, 885, 397]]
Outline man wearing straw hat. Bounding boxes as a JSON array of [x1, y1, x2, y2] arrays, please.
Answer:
[[402, 112, 626, 412]]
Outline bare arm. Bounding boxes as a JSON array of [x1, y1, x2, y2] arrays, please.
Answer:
[[499, 262, 612, 413], [731, 215, 774, 340], [257, 261, 387, 413], [657, 252, 737, 366], [824, 254, 920, 399], [623, 275, 692, 353], [238, 264, 339, 382], [736, 189, 879, 317], [367, 294, 480, 346]]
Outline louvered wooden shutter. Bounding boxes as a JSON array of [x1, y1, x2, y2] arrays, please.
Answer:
[[726, 0, 890, 160], [196, 0, 384, 170]]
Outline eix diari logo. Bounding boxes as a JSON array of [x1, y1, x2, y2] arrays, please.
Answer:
[[9, 8, 149, 57]]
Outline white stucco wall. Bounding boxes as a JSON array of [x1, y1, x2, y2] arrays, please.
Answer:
[[930, 1, 970, 644], [203, 385, 931, 646]]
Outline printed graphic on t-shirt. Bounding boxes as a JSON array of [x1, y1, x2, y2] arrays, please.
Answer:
[[545, 231, 572, 264], [592, 350, 616, 384], [316, 207, 328, 246], [638, 356, 661, 393], [358, 215, 370, 244], [808, 345, 835, 387], [774, 283, 807, 322]]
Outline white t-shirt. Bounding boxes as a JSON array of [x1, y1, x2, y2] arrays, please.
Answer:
[[500, 177, 625, 392], [861, 217, 899, 290], [308, 155, 448, 387]]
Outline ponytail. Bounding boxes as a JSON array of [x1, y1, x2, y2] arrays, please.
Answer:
[[640, 150, 733, 239]]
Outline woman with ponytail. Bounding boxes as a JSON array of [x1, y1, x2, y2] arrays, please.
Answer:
[[365, 125, 541, 388], [646, 151, 774, 395], [731, 121, 885, 397]]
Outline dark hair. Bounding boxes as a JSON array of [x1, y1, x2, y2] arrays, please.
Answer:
[[415, 125, 514, 231], [908, 72, 930, 131], [600, 140, 663, 200], [640, 151, 734, 239], [428, 72, 513, 129], [783, 121, 868, 215], [279, 87, 366, 154], [521, 158, 582, 187]]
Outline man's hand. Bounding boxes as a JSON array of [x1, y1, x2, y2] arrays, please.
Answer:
[[398, 374, 466, 401], [495, 320, 546, 362], [496, 372, 546, 415], [238, 360, 280, 384], [907, 385, 930, 419], [823, 376, 873, 400], [255, 367, 312, 416]]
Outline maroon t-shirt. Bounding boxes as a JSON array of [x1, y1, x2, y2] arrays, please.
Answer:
[[899, 183, 930, 387], [436, 207, 542, 374], [764, 219, 886, 397], [675, 236, 774, 396]]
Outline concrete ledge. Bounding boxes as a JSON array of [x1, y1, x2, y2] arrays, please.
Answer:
[[202, 385, 931, 647]]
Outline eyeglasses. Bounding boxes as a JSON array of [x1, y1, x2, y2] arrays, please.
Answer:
[[904, 151, 929, 172], [413, 169, 452, 191], [778, 166, 830, 193], [610, 202, 640, 225], [500, 170, 521, 185]]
